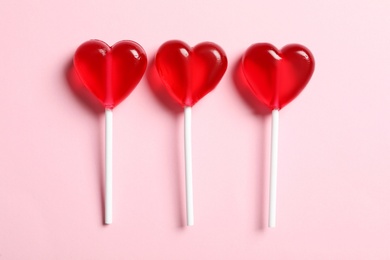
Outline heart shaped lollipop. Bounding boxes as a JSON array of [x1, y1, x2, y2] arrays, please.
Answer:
[[73, 39, 147, 224], [241, 43, 315, 228], [74, 40, 147, 108], [156, 40, 227, 226], [156, 40, 228, 107], [242, 43, 314, 110]]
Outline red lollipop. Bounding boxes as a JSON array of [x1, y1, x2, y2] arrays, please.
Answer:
[[156, 40, 228, 226], [74, 40, 147, 108], [74, 40, 147, 224], [242, 43, 315, 227]]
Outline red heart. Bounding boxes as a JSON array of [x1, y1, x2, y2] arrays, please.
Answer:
[[155, 40, 228, 107], [241, 43, 315, 110], [73, 40, 147, 109]]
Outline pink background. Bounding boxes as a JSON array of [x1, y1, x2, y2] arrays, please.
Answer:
[[1, 0, 389, 259]]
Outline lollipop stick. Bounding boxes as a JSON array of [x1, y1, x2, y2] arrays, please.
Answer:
[[184, 106, 194, 226], [269, 109, 279, 228], [105, 108, 113, 224]]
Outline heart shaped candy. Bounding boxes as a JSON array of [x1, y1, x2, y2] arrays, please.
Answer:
[[74, 40, 147, 108], [241, 43, 315, 110], [155, 40, 228, 107]]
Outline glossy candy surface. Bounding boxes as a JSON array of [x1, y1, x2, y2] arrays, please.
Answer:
[[242, 43, 315, 110], [74, 40, 147, 109], [156, 40, 228, 107]]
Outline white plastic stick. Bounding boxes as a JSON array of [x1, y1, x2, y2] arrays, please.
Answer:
[[184, 106, 194, 226], [269, 109, 279, 228], [105, 108, 113, 224]]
